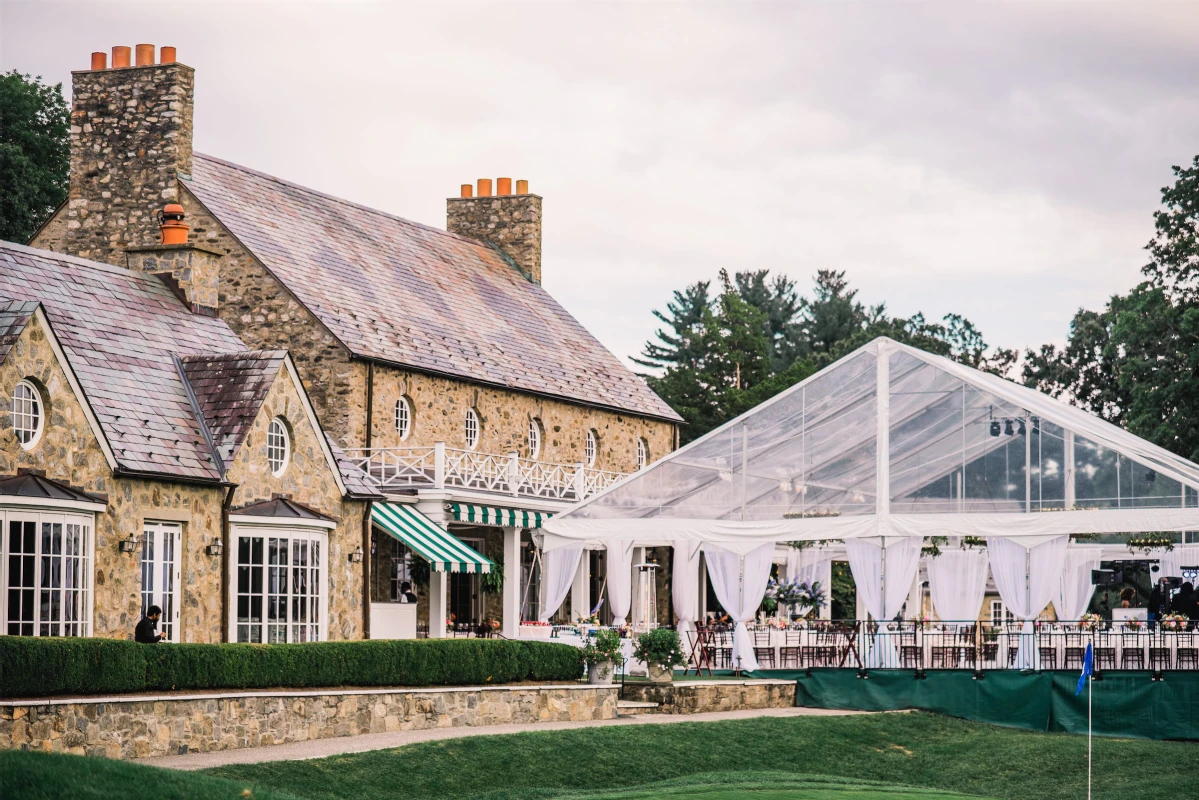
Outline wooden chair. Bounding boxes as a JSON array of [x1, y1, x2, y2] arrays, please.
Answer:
[[1093, 631, 1116, 670], [683, 627, 714, 677], [1063, 630, 1086, 670], [1148, 646, 1171, 671], [752, 629, 776, 668], [779, 629, 802, 668], [1175, 633, 1197, 670], [713, 628, 733, 668], [899, 630, 922, 668], [1037, 632, 1057, 670], [1120, 633, 1145, 669]]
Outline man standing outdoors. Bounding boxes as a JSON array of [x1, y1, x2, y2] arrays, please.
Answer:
[[135, 605, 166, 643]]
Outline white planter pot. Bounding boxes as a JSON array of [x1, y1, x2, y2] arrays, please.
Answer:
[[587, 660, 614, 684], [648, 663, 674, 684]]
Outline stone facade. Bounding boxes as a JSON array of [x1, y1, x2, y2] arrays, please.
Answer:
[[447, 193, 543, 284], [62, 62, 194, 266], [621, 679, 796, 714], [0, 684, 617, 760], [125, 243, 221, 312]]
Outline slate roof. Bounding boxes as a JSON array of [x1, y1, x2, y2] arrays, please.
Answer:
[[0, 472, 105, 505], [0, 299, 40, 363], [325, 435, 382, 498], [183, 154, 682, 423], [180, 351, 288, 467], [234, 496, 334, 522]]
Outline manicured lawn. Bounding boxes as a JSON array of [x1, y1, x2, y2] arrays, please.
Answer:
[[557, 772, 995, 799]]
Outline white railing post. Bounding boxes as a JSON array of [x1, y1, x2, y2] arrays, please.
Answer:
[[434, 442, 446, 489], [574, 463, 586, 499], [508, 452, 521, 497]]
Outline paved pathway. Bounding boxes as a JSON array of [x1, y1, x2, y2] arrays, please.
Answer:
[[146, 706, 872, 771]]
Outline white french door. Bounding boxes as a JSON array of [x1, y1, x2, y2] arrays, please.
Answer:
[[2, 511, 93, 637], [140, 522, 182, 642], [231, 526, 327, 643]]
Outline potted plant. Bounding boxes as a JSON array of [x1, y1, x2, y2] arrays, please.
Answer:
[[581, 628, 625, 684], [632, 628, 687, 683]]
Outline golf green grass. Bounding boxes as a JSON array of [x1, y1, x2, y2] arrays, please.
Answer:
[[550, 772, 995, 799]]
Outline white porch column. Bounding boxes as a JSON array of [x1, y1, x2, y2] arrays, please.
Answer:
[[502, 526, 520, 638], [428, 570, 449, 638], [570, 547, 590, 622]]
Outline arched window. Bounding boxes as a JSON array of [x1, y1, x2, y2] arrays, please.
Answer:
[[585, 429, 597, 467], [465, 408, 480, 450], [395, 396, 412, 440], [636, 437, 649, 469], [267, 417, 290, 476], [11, 380, 43, 450], [528, 417, 542, 459]]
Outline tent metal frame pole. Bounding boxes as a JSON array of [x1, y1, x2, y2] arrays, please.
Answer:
[[1025, 412, 1032, 513], [741, 423, 749, 522]]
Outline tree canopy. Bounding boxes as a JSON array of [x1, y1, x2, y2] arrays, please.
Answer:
[[0, 71, 69, 243]]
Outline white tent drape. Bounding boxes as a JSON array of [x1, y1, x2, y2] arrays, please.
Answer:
[[607, 540, 634, 625], [927, 548, 989, 623], [1160, 546, 1199, 580], [785, 547, 831, 616], [672, 541, 702, 642], [538, 543, 584, 622], [1055, 548, 1102, 621], [988, 535, 1068, 668], [844, 537, 923, 620], [703, 542, 774, 671]]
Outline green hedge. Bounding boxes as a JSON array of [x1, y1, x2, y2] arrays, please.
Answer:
[[0, 637, 583, 698]]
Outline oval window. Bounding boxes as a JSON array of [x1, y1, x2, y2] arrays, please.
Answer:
[[585, 429, 597, 467], [12, 380, 43, 450], [267, 417, 291, 476], [395, 396, 412, 440], [465, 408, 480, 450]]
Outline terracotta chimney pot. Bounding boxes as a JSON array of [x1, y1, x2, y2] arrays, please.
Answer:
[[160, 46, 176, 64], [159, 203, 189, 245], [477, 178, 492, 197], [90, 52, 107, 70], [496, 177, 512, 196], [515, 179, 529, 195], [112, 46, 131, 68], [460, 184, 473, 198], [135, 44, 155, 66]]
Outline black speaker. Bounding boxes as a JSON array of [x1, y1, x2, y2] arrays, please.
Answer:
[[1092, 569, 1119, 586]]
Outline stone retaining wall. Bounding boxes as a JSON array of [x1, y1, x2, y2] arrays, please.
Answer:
[[1, 684, 617, 761], [621, 679, 795, 714]]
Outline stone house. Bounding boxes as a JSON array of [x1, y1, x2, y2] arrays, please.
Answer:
[[28, 45, 682, 639], [0, 241, 381, 643]]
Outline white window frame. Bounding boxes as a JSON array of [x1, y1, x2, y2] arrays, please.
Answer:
[[395, 396, 412, 441], [228, 524, 328, 644], [637, 438, 648, 470], [465, 408, 480, 451], [528, 417, 542, 459], [990, 599, 1014, 626], [1, 509, 94, 637], [140, 521, 182, 643], [12, 380, 44, 451], [267, 417, 291, 477], [585, 430, 597, 467]]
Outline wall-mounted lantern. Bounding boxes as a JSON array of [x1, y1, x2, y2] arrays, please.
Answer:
[[206, 538, 223, 557], [349, 546, 364, 564], [119, 534, 138, 554]]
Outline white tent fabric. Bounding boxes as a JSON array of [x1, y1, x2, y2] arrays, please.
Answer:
[[538, 543, 584, 622], [543, 337, 1199, 552], [607, 540, 633, 625], [703, 543, 774, 671], [1160, 546, 1199, 579], [785, 547, 831, 616], [844, 538, 923, 620], [1055, 548, 1102, 621], [927, 548, 990, 622], [988, 536, 1069, 668], [672, 541, 702, 641]]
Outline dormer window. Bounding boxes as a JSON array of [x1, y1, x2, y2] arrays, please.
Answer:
[[528, 417, 542, 459], [267, 417, 290, 476], [12, 380, 43, 450], [465, 408, 480, 450], [395, 396, 412, 441]]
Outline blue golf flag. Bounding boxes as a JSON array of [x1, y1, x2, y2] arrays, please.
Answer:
[[1075, 642, 1094, 695]]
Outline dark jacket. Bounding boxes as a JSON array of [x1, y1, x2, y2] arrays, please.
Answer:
[[135, 616, 162, 643]]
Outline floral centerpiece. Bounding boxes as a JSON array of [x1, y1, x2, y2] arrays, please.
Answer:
[[1123, 618, 1145, 631], [765, 578, 828, 620], [519, 619, 552, 638], [1160, 613, 1189, 631], [1079, 613, 1104, 631], [632, 628, 687, 683], [580, 628, 625, 684]]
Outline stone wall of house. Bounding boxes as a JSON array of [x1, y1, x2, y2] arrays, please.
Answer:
[[60, 62, 195, 266], [447, 194, 543, 284], [621, 679, 796, 714], [224, 364, 367, 640], [125, 243, 221, 311], [0, 684, 617, 760]]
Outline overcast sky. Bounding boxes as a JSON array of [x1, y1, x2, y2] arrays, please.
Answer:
[[4, 1, 1198, 370]]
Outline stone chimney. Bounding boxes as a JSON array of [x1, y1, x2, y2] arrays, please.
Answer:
[[64, 45, 194, 266], [447, 178, 543, 284], [126, 204, 221, 315]]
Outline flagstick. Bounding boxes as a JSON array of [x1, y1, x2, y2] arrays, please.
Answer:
[[1087, 673, 1093, 800]]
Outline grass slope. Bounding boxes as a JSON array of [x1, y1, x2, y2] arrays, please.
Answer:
[[542, 771, 997, 799], [203, 712, 1198, 800]]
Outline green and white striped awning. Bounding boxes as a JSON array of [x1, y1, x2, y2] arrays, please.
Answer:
[[372, 503, 494, 573], [448, 503, 553, 529]]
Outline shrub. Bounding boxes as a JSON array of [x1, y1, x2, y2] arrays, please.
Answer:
[[0, 637, 583, 698], [632, 628, 687, 668]]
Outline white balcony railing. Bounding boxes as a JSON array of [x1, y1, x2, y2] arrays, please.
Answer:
[[344, 443, 627, 502]]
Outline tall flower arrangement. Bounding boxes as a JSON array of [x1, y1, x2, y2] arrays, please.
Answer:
[[765, 578, 828, 619]]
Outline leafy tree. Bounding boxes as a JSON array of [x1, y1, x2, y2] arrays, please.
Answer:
[[0, 71, 69, 243], [1023, 156, 1199, 460]]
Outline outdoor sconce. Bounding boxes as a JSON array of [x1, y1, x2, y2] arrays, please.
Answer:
[[349, 546, 364, 563], [119, 534, 138, 554], [206, 538, 223, 557]]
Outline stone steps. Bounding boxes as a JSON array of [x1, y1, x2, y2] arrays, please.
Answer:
[[617, 700, 660, 716]]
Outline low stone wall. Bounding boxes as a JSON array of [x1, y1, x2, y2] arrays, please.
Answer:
[[621, 679, 795, 714], [1, 684, 617, 760]]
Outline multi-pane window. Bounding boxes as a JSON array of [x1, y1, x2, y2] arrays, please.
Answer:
[[637, 438, 648, 469], [389, 538, 413, 601], [140, 522, 181, 642], [395, 396, 412, 440], [585, 430, 597, 467], [3, 512, 92, 637], [267, 417, 290, 476], [990, 600, 1014, 626], [234, 527, 325, 643], [528, 418, 542, 459], [12, 381, 43, 449], [465, 408, 480, 450]]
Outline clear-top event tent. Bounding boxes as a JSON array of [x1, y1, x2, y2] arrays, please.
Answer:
[[541, 337, 1199, 669]]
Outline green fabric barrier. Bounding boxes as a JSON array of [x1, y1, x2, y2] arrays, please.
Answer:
[[761, 669, 1199, 741]]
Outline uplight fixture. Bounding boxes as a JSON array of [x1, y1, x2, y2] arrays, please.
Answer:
[[989, 421, 1001, 437]]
